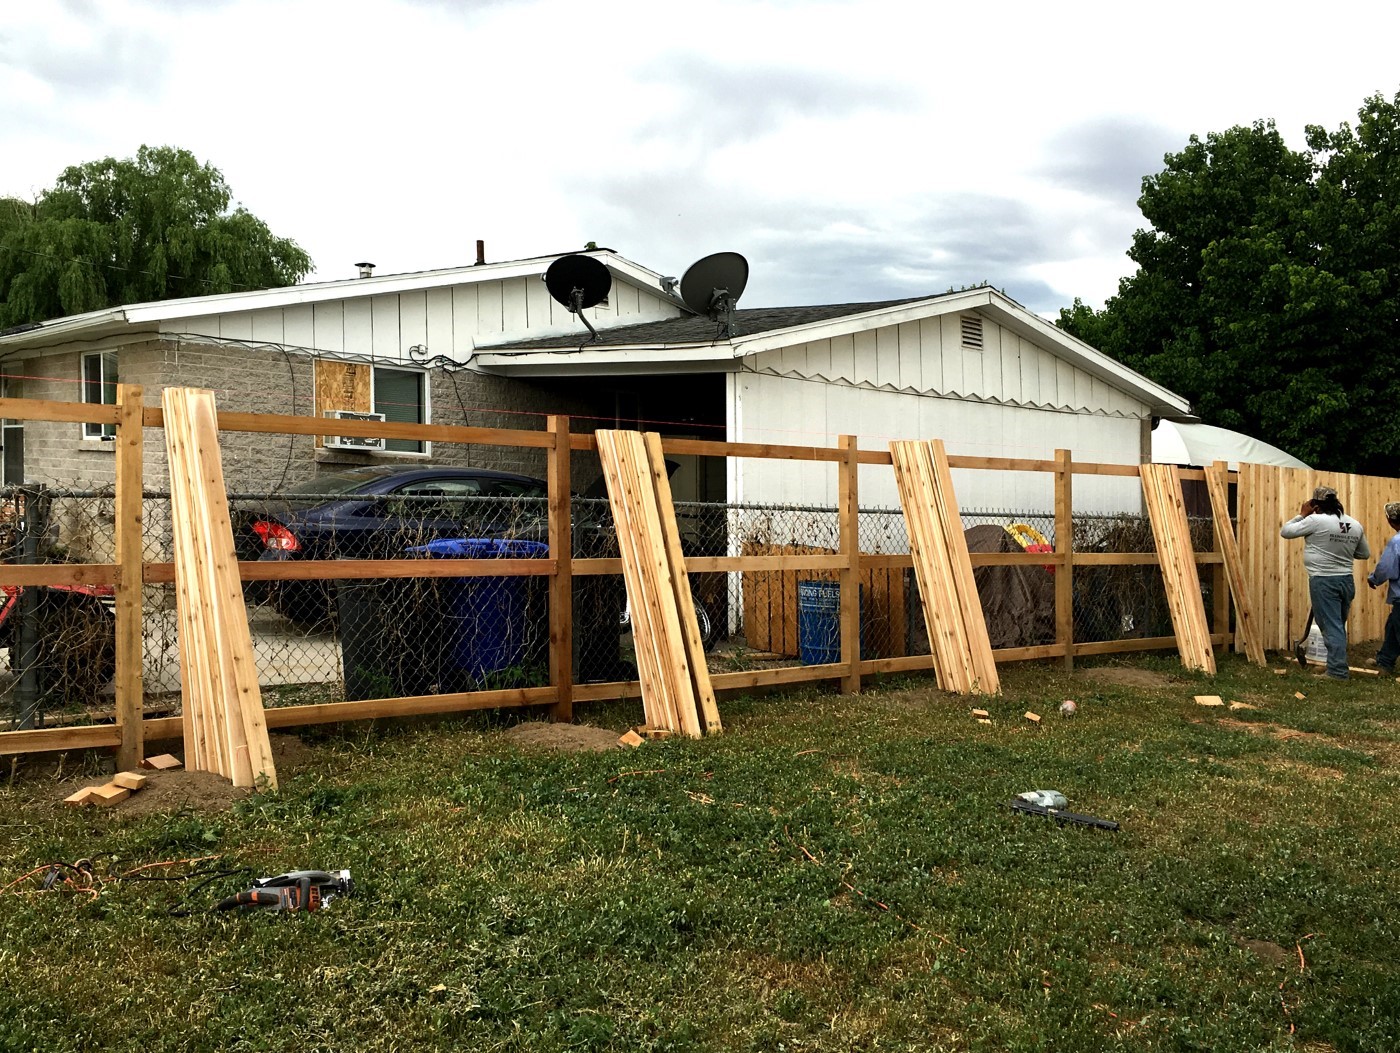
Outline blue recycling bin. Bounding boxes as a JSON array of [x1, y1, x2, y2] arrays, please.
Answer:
[[405, 538, 549, 684], [798, 580, 842, 665]]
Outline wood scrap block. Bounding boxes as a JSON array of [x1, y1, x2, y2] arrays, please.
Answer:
[[1348, 667, 1380, 676], [1024, 711, 1041, 724], [112, 771, 148, 791], [1294, 691, 1307, 700], [1272, 669, 1287, 675], [971, 708, 990, 719], [618, 730, 645, 748], [1228, 701, 1257, 711], [977, 718, 992, 725], [1194, 695, 1225, 707], [63, 787, 96, 807], [88, 783, 131, 807], [141, 754, 183, 770], [636, 726, 674, 740]]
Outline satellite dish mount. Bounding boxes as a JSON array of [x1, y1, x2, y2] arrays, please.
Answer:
[[543, 254, 613, 343], [679, 252, 749, 338]]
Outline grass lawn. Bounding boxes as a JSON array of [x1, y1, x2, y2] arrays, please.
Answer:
[[2, 654, 1398, 1052]]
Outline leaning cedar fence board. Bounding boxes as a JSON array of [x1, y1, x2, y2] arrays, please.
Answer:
[[162, 387, 278, 789], [1204, 461, 1266, 665], [644, 432, 721, 734], [1139, 464, 1216, 673], [889, 439, 1000, 695], [595, 430, 717, 737]]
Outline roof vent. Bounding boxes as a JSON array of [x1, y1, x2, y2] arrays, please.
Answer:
[[355, 261, 375, 279], [960, 314, 984, 350]]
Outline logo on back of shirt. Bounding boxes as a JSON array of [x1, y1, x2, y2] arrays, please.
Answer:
[[1340, 522, 1352, 533]]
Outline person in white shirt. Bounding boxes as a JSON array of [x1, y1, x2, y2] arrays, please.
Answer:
[[1281, 485, 1371, 679]]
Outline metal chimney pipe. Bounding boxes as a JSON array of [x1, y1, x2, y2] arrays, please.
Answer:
[[475, 240, 485, 266], [354, 261, 375, 279]]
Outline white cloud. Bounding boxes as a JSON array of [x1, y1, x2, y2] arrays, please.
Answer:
[[2, 0, 1400, 314]]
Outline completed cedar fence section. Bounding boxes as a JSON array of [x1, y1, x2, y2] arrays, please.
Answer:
[[7, 385, 1352, 764]]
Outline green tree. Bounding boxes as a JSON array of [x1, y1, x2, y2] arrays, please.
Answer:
[[1058, 95, 1400, 475], [0, 145, 311, 327]]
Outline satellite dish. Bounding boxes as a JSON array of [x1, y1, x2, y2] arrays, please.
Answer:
[[544, 254, 613, 342], [680, 252, 748, 337]]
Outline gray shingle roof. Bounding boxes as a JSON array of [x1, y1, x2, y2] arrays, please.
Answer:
[[481, 297, 928, 350]]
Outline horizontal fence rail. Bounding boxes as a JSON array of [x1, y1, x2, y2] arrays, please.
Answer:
[[0, 391, 1263, 761]]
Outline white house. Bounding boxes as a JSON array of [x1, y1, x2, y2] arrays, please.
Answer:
[[0, 248, 1190, 517]]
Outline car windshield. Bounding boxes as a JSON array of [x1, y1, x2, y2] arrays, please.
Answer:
[[272, 468, 403, 509]]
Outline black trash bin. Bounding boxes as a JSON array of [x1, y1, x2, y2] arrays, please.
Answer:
[[336, 577, 444, 701], [405, 538, 550, 687]]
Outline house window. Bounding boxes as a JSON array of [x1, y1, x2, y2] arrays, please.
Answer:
[[960, 315, 984, 351], [373, 366, 427, 454], [81, 351, 118, 439]]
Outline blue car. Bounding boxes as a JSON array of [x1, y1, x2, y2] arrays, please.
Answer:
[[240, 466, 549, 626]]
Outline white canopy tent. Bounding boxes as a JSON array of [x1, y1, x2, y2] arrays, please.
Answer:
[[1151, 420, 1311, 470]]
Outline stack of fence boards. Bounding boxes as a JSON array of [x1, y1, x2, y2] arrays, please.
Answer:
[[1237, 462, 1398, 650], [596, 430, 721, 737], [889, 440, 999, 695], [1203, 462, 1266, 666], [163, 387, 278, 789], [1139, 463, 1216, 674]]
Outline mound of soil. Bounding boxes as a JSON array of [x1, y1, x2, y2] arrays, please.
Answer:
[[501, 722, 627, 753], [113, 768, 251, 818], [1079, 667, 1175, 690]]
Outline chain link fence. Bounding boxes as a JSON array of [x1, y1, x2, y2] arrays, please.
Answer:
[[0, 483, 1228, 732]]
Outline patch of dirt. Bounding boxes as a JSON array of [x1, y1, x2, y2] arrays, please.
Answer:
[[500, 722, 627, 753], [107, 768, 251, 818], [1234, 936, 1292, 969], [1262, 757, 1346, 781], [1216, 719, 1327, 743], [269, 733, 320, 773], [1079, 667, 1175, 690]]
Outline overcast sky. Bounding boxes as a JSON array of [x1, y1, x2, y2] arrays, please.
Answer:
[[4, 0, 1400, 316]]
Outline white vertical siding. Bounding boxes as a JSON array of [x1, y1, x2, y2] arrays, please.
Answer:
[[284, 305, 314, 351], [370, 295, 400, 360], [501, 278, 529, 332], [161, 268, 684, 363], [731, 371, 1145, 515], [399, 290, 428, 359], [425, 288, 453, 358]]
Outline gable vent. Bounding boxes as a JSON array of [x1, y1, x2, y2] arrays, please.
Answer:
[[960, 314, 984, 350]]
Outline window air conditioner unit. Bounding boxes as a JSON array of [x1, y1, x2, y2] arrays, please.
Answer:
[[323, 409, 386, 451]]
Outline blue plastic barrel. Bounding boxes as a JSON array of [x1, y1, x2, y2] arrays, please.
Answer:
[[405, 538, 548, 682], [797, 580, 842, 665]]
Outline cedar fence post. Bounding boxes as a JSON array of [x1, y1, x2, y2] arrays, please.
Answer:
[[547, 415, 574, 722], [838, 434, 861, 694], [114, 384, 145, 770], [1055, 448, 1074, 671]]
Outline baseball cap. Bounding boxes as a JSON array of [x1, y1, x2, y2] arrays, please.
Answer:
[[1312, 485, 1338, 502]]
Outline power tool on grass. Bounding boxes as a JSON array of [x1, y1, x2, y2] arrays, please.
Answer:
[[215, 869, 352, 913]]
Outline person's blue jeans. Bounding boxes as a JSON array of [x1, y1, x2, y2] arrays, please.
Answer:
[[1376, 602, 1400, 673], [1309, 574, 1356, 679]]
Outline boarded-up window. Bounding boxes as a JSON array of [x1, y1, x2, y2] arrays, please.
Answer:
[[960, 315, 984, 351], [313, 360, 372, 449], [374, 367, 426, 454]]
